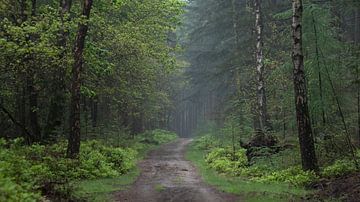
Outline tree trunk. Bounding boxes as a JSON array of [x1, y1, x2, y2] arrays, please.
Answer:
[[357, 68, 360, 145], [27, 69, 41, 142], [312, 14, 326, 126], [91, 97, 98, 128], [291, 0, 318, 171], [31, 0, 36, 16], [67, 0, 93, 158], [27, 0, 41, 143], [354, 8, 360, 145], [19, 0, 27, 22], [44, 0, 73, 140], [254, 0, 271, 133]]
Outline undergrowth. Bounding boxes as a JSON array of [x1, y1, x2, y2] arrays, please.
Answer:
[[188, 132, 360, 201], [0, 129, 178, 202]]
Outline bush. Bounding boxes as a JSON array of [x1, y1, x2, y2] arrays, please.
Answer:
[[193, 134, 221, 150], [252, 166, 318, 187], [236, 166, 271, 178], [0, 138, 138, 200], [102, 147, 137, 174], [0, 174, 40, 202], [152, 130, 178, 144], [137, 129, 178, 145], [250, 148, 301, 171], [322, 159, 358, 178], [205, 147, 247, 175]]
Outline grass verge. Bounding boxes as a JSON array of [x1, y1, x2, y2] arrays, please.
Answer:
[[72, 168, 140, 201], [73, 138, 178, 201], [185, 142, 311, 202]]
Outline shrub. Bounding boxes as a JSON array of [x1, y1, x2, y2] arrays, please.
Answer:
[[137, 129, 178, 145], [236, 166, 271, 178], [0, 138, 139, 200], [322, 159, 358, 178], [102, 147, 137, 174], [205, 147, 247, 175], [252, 166, 318, 186], [152, 130, 178, 144], [0, 174, 40, 202], [193, 134, 221, 150], [250, 148, 301, 171]]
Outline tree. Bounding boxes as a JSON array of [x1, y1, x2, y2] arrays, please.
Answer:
[[291, 0, 318, 171], [254, 0, 271, 134], [67, 0, 93, 158], [44, 0, 73, 140]]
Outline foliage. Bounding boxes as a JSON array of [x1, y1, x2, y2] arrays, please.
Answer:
[[205, 147, 247, 175], [197, 135, 317, 186], [0, 173, 40, 202], [186, 143, 309, 201], [252, 166, 318, 187], [192, 134, 221, 150], [137, 129, 178, 145], [250, 148, 301, 171], [322, 159, 359, 178], [0, 138, 137, 200]]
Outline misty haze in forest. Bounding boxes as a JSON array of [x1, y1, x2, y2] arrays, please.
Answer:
[[0, 0, 359, 201]]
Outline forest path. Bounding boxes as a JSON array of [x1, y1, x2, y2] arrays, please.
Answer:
[[114, 138, 240, 202]]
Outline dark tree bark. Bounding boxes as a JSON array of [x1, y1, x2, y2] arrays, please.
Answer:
[[26, 0, 41, 142], [312, 13, 326, 126], [355, 8, 360, 145], [67, 0, 93, 158], [91, 97, 98, 128], [31, 0, 36, 16], [27, 68, 41, 142], [19, 0, 27, 22], [357, 67, 360, 145], [291, 0, 318, 171], [254, 0, 271, 133], [44, 0, 73, 140]]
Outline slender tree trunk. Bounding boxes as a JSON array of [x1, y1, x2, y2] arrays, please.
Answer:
[[292, 0, 318, 171], [67, 0, 93, 158], [27, 0, 41, 142], [254, 0, 271, 133], [44, 0, 73, 140], [19, 0, 27, 23], [312, 13, 326, 126], [357, 68, 360, 145], [355, 8, 360, 145], [91, 97, 98, 127], [31, 0, 36, 16], [27, 69, 41, 142]]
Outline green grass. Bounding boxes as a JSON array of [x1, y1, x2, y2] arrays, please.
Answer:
[[73, 137, 179, 201], [185, 143, 311, 202], [73, 168, 140, 201]]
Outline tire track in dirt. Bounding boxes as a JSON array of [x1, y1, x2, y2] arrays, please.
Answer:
[[114, 138, 240, 202]]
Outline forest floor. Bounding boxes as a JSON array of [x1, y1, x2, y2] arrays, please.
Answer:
[[114, 138, 240, 202]]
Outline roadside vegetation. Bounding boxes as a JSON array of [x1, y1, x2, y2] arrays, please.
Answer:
[[187, 122, 360, 201], [1, 0, 360, 201], [0, 130, 177, 202]]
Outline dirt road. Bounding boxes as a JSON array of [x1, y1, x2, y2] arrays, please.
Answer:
[[114, 138, 240, 202]]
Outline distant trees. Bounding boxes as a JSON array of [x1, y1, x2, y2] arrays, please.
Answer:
[[291, 0, 318, 171], [181, 0, 359, 171]]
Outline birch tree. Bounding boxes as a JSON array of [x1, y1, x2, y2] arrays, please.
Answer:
[[291, 0, 318, 171]]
